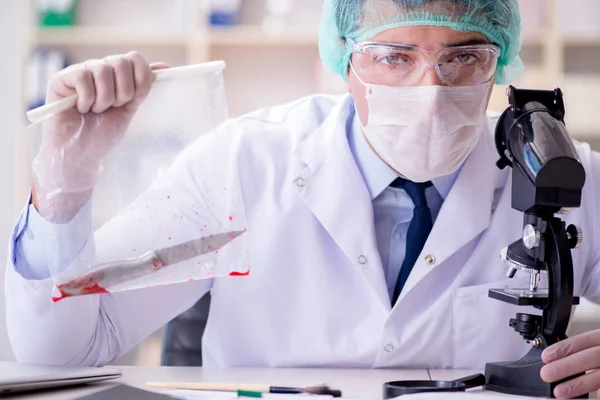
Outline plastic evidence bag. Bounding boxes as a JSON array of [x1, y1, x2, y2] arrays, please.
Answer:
[[25, 61, 249, 301]]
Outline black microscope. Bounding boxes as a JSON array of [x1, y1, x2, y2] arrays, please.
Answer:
[[484, 86, 588, 398]]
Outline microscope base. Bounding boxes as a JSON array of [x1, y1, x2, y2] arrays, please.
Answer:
[[485, 347, 588, 398]]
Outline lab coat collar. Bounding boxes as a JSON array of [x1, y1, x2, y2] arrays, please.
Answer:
[[395, 114, 503, 303], [293, 94, 391, 310], [348, 109, 461, 201], [347, 110, 398, 200]]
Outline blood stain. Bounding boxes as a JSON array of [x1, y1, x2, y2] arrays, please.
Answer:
[[54, 273, 109, 302], [230, 270, 250, 277], [229, 216, 233, 221]]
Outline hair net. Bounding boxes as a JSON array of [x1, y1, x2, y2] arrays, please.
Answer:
[[318, 0, 524, 85]]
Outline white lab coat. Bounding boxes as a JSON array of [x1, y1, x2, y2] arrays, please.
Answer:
[[5, 93, 600, 369]]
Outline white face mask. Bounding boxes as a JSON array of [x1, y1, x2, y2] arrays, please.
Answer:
[[351, 64, 491, 183]]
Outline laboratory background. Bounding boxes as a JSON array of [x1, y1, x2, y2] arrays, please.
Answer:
[[0, 0, 599, 366]]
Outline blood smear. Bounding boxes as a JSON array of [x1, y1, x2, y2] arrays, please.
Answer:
[[229, 270, 250, 277], [153, 259, 164, 271], [80, 283, 108, 295], [53, 273, 109, 302], [55, 285, 108, 300]]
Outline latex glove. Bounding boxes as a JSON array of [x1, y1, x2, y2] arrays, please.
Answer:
[[540, 329, 600, 399], [32, 51, 169, 220]]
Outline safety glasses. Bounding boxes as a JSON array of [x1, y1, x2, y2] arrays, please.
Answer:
[[350, 40, 501, 87]]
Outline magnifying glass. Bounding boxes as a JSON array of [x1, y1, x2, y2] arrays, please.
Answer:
[[383, 373, 486, 398]]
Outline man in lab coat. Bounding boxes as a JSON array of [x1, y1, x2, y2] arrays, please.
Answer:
[[6, 0, 600, 398]]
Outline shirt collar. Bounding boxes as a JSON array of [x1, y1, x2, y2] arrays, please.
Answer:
[[347, 105, 461, 200]]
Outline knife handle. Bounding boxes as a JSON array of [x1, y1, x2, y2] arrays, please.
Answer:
[[56, 250, 165, 295]]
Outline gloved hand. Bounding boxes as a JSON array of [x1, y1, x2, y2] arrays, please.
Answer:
[[32, 51, 169, 221], [540, 329, 600, 399]]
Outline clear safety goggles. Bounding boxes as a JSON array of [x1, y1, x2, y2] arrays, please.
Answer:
[[350, 40, 501, 87]]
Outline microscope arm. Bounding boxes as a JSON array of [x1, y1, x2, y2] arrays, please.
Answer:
[[543, 217, 576, 342]]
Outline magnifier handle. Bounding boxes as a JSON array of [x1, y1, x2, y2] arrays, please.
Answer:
[[454, 373, 486, 390], [26, 61, 226, 124]]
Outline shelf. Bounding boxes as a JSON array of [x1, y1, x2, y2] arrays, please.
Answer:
[[521, 34, 544, 46], [206, 25, 318, 46], [34, 26, 189, 47], [34, 25, 320, 47], [559, 75, 600, 137], [33, 26, 558, 49], [562, 34, 600, 46]]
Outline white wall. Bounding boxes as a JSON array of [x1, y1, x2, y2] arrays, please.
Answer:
[[0, 1, 29, 361]]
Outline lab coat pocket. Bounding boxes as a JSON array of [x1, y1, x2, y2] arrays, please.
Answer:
[[452, 277, 534, 369]]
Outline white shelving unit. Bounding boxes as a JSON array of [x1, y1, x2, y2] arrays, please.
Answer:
[[487, 0, 600, 140], [23, 0, 600, 366], [28, 0, 329, 118], [28, 0, 600, 139]]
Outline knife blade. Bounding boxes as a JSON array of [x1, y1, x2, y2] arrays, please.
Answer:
[[53, 229, 246, 300], [154, 230, 245, 266]]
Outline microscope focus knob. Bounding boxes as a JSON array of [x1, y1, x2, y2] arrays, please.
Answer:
[[567, 225, 583, 249], [509, 313, 542, 341], [522, 224, 541, 250]]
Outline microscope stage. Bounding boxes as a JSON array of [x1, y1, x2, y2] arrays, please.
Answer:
[[489, 288, 580, 307]]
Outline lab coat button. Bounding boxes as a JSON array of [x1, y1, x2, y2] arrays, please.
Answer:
[[294, 178, 306, 188], [26, 230, 34, 240], [358, 255, 368, 265], [384, 343, 394, 352], [424, 255, 436, 265]]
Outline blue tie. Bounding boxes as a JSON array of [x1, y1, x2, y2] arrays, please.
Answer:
[[391, 178, 433, 304]]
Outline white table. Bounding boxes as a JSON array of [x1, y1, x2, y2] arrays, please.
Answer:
[[1, 367, 427, 400], [1, 367, 596, 400], [428, 370, 598, 399]]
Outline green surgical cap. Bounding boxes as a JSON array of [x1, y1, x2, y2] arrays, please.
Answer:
[[318, 0, 524, 85]]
